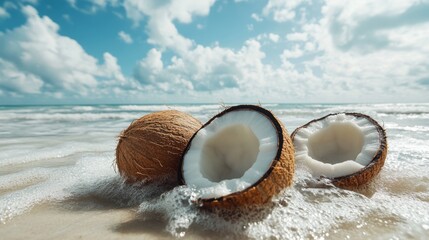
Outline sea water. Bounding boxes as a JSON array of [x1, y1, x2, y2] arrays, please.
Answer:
[[0, 103, 428, 239]]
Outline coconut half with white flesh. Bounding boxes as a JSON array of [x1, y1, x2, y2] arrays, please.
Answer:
[[291, 113, 387, 188], [179, 105, 295, 208]]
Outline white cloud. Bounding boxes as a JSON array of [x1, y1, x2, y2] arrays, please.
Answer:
[[134, 40, 272, 93], [0, 6, 126, 96], [283, 0, 429, 100], [133, 0, 429, 102], [124, 1, 321, 101], [67, 0, 119, 13], [134, 48, 164, 85], [0, 59, 43, 93], [123, 0, 315, 100], [256, 33, 280, 43], [322, 1, 423, 30], [118, 31, 133, 44], [304, 42, 315, 51], [100, 52, 126, 83], [286, 32, 308, 42], [124, 0, 429, 102], [281, 45, 303, 59], [0, 7, 9, 19], [251, 13, 263, 22], [238, 0, 427, 102], [123, 0, 215, 54], [132, 37, 324, 103], [321, 0, 429, 52], [134, 48, 194, 93], [268, 33, 280, 43], [6, 0, 422, 102], [262, 0, 306, 22]]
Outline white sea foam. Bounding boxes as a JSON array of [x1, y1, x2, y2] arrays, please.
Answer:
[[136, 165, 429, 239], [71, 106, 95, 111], [385, 123, 429, 132], [0, 141, 115, 168], [0, 112, 137, 121], [118, 104, 223, 113], [0, 155, 115, 223]]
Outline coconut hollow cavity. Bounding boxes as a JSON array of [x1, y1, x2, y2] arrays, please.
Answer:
[[291, 113, 387, 188], [179, 105, 295, 208]]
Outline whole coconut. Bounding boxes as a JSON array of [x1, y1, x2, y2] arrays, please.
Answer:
[[116, 110, 202, 183]]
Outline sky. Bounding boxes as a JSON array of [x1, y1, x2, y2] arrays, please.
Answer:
[[0, 0, 428, 104]]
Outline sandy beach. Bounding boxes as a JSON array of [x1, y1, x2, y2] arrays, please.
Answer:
[[1, 104, 429, 239]]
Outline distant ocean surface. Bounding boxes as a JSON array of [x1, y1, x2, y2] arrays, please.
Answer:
[[0, 103, 428, 239]]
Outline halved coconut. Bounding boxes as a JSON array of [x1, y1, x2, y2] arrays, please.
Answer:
[[116, 110, 202, 183], [179, 105, 295, 208], [291, 113, 387, 188]]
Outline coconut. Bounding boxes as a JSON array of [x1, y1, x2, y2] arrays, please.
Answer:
[[116, 110, 202, 183], [179, 105, 295, 208], [291, 112, 387, 189]]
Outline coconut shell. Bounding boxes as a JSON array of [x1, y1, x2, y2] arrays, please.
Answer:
[[116, 110, 202, 183], [179, 105, 295, 208], [291, 112, 387, 189]]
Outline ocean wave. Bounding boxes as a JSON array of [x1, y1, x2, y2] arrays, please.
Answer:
[[0, 155, 116, 224], [326, 103, 429, 115], [0, 142, 114, 168], [118, 104, 223, 113], [71, 106, 95, 111], [0, 112, 138, 121], [385, 123, 429, 132], [2, 103, 428, 118]]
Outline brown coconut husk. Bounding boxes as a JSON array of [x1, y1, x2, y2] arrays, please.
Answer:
[[179, 105, 295, 208], [116, 110, 202, 183], [291, 112, 387, 189]]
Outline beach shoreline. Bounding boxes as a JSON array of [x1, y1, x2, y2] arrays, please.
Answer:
[[1, 104, 429, 239]]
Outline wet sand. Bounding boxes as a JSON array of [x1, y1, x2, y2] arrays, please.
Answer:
[[0, 201, 218, 240]]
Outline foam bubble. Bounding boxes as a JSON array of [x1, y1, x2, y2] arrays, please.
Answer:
[[0, 155, 115, 223], [131, 164, 429, 239]]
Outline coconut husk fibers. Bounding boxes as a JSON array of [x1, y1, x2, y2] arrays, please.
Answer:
[[291, 112, 387, 189], [116, 110, 202, 183], [179, 105, 295, 208]]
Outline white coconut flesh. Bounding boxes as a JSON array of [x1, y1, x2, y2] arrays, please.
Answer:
[[182, 110, 279, 199], [293, 113, 381, 178]]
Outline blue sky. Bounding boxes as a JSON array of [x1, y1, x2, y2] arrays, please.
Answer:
[[0, 0, 428, 104]]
